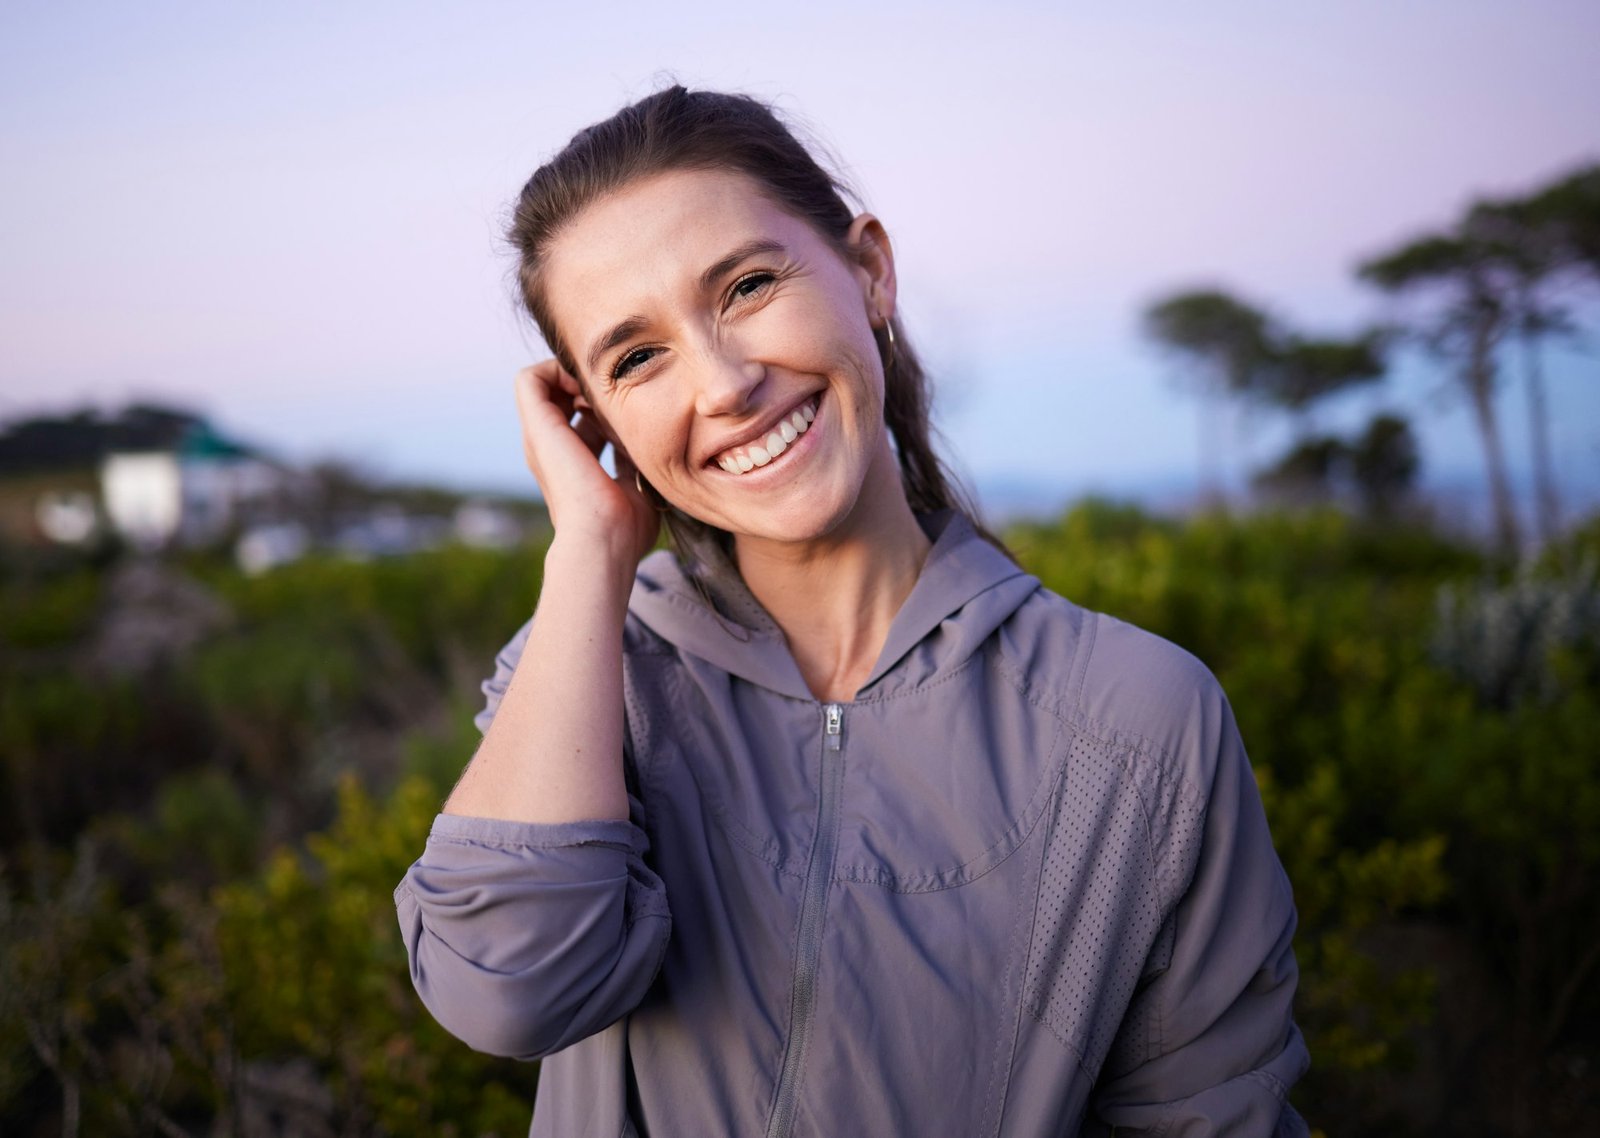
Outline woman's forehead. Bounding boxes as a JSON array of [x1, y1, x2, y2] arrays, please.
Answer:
[[550, 170, 810, 278], [543, 168, 838, 341]]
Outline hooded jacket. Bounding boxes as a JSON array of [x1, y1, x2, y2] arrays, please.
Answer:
[[396, 511, 1310, 1137]]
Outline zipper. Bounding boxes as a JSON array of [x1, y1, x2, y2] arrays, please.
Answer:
[[765, 702, 845, 1138]]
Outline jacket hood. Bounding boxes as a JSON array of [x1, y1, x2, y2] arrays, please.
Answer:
[[627, 511, 1040, 702]]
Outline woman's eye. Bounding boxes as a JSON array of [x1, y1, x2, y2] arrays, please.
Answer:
[[730, 272, 775, 302], [611, 347, 657, 381]]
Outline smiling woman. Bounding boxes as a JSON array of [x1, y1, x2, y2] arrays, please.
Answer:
[[393, 86, 1310, 1137]]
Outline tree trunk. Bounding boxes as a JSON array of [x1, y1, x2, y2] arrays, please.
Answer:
[[1465, 326, 1520, 555], [1198, 391, 1224, 508], [1521, 332, 1561, 544]]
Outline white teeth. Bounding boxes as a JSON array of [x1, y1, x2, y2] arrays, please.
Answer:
[[712, 397, 819, 474]]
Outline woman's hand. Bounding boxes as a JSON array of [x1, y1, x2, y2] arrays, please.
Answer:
[[514, 360, 661, 567]]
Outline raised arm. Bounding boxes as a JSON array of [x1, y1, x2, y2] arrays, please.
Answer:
[[394, 361, 670, 1059], [443, 361, 660, 824]]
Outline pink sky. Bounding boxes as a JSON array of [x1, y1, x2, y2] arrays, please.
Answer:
[[3, 1, 1597, 514]]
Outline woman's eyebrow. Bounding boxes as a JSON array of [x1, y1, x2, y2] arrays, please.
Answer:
[[584, 240, 789, 377], [586, 315, 649, 378], [698, 239, 786, 293]]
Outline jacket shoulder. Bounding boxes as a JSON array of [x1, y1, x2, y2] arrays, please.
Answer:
[[1001, 589, 1233, 791]]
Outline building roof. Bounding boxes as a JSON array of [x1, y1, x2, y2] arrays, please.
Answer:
[[0, 403, 260, 476]]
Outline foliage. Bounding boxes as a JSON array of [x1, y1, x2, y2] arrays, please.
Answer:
[[1142, 289, 1275, 397], [1257, 332, 1388, 418], [1252, 414, 1420, 518], [1431, 555, 1600, 708], [1, 708, 535, 1136], [4, 509, 1600, 1134], [207, 721, 536, 1136]]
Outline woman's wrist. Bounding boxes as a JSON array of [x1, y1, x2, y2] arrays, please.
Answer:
[[544, 527, 641, 602]]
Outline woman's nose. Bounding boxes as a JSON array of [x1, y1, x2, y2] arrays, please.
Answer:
[[692, 349, 765, 418]]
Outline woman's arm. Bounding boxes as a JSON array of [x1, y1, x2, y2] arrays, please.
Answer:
[[442, 361, 659, 824], [393, 361, 671, 1058], [442, 533, 635, 822]]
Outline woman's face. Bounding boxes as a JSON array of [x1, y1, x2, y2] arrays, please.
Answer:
[[541, 167, 901, 550]]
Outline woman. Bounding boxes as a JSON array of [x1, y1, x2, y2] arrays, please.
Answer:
[[395, 86, 1309, 1137]]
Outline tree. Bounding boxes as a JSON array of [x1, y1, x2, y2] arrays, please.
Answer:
[[1349, 413, 1419, 521], [1141, 289, 1275, 502], [1492, 163, 1600, 543], [1464, 196, 1576, 544], [1358, 235, 1521, 554], [1259, 331, 1389, 441], [1251, 434, 1348, 507], [1522, 163, 1600, 272], [1249, 413, 1418, 521]]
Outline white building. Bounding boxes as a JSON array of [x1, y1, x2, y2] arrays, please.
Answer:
[[100, 424, 293, 550]]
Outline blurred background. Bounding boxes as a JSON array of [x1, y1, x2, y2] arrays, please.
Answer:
[[2, 2, 1598, 1134]]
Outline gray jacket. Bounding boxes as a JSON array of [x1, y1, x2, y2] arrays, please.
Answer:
[[396, 511, 1310, 1136]]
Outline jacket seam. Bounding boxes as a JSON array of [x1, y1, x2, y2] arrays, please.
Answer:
[[992, 629, 1209, 911], [843, 652, 983, 705], [994, 630, 1189, 1068], [1024, 1003, 1095, 1081], [829, 650, 1058, 891], [834, 706, 1065, 893], [992, 607, 1204, 801], [983, 754, 1066, 1138]]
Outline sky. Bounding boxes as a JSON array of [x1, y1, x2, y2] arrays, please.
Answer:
[[2, 0, 1598, 521]]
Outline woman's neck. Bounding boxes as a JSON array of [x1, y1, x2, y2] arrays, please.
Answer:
[[732, 445, 932, 704]]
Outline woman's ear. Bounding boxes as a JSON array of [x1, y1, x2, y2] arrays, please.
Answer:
[[846, 213, 897, 325]]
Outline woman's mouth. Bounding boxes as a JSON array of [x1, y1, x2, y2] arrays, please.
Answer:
[[711, 396, 819, 475]]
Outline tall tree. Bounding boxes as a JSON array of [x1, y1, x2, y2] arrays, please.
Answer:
[[1504, 164, 1600, 541], [1464, 196, 1575, 543], [1142, 289, 1274, 502], [1358, 236, 1521, 554]]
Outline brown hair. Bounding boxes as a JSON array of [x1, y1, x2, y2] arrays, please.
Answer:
[[506, 85, 1002, 567]]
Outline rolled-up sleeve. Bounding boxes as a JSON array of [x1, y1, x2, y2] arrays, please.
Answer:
[[395, 807, 671, 1060], [1089, 678, 1310, 1136]]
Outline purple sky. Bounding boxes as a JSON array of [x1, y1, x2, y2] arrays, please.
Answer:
[[3, 1, 1598, 518]]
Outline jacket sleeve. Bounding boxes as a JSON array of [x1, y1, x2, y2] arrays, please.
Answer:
[[1089, 674, 1310, 1136], [392, 618, 672, 1060]]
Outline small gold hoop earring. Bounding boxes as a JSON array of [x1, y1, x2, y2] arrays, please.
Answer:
[[634, 469, 671, 513], [879, 319, 897, 371]]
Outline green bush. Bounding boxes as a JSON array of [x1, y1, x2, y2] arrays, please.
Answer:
[[4, 511, 1598, 1135], [210, 753, 536, 1134]]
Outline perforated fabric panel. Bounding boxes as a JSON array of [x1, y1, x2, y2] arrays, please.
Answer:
[[1022, 724, 1202, 1080]]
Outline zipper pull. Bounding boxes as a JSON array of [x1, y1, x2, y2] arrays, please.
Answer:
[[824, 703, 843, 751]]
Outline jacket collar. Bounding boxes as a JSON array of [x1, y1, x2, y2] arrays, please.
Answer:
[[628, 511, 1039, 702]]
